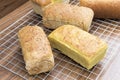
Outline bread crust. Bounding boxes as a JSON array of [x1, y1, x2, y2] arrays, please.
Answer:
[[80, 0, 120, 18]]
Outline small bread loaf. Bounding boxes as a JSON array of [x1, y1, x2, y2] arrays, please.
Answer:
[[43, 3, 94, 31], [30, 0, 70, 16], [18, 26, 54, 75], [80, 0, 120, 18], [30, 0, 51, 16], [48, 25, 107, 69]]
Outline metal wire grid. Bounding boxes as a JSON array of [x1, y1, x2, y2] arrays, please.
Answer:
[[0, 10, 120, 80], [0, 1, 120, 80]]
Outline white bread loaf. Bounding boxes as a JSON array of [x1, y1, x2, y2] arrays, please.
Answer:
[[30, 0, 51, 16], [43, 3, 94, 31], [30, 0, 70, 16]]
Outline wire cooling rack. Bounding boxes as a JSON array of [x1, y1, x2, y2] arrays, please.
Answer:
[[0, 0, 120, 80]]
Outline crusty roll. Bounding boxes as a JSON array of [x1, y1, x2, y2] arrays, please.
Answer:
[[18, 26, 54, 75], [80, 0, 120, 18], [43, 3, 94, 31], [30, 0, 70, 16], [48, 25, 108, 69]]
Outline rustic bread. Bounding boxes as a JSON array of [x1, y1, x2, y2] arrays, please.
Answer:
[[30, 0, 70, 16], [80, 0, 120, 18], [43, 3, 94, 31], [18, 26, 54, 75], [30, 0, 51, 16]]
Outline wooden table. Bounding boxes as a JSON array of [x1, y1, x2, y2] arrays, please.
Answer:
[[0, 1, 32, 80], [0, 0, 28, 18]]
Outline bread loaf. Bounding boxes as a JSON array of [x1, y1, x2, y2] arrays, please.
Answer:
[[18, 26, 54, 75], [43, 3, 94, 31], [80, 0, 120, 18], [30, 0, 70, 16], [30, 0, 51, 16], [48, 25, 108, 69]]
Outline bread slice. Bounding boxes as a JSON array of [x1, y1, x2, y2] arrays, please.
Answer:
[[18, 26, 54, 75], [48, 25, 107, 69], [43, 3, 94, 31]]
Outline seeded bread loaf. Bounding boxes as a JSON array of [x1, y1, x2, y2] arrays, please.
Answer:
[[18, 26, 54, 75]]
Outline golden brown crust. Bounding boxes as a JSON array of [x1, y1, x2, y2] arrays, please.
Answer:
[[80, 0, 120, 18], [43, 3, 94, 31], [30, 0, 51, 7], [18, 26, 54, 75]]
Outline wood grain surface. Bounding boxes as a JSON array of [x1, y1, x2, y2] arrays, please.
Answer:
[[0, 1, 32, 32], [0, 1, 32, 80], [0, 0, 28, 18]]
